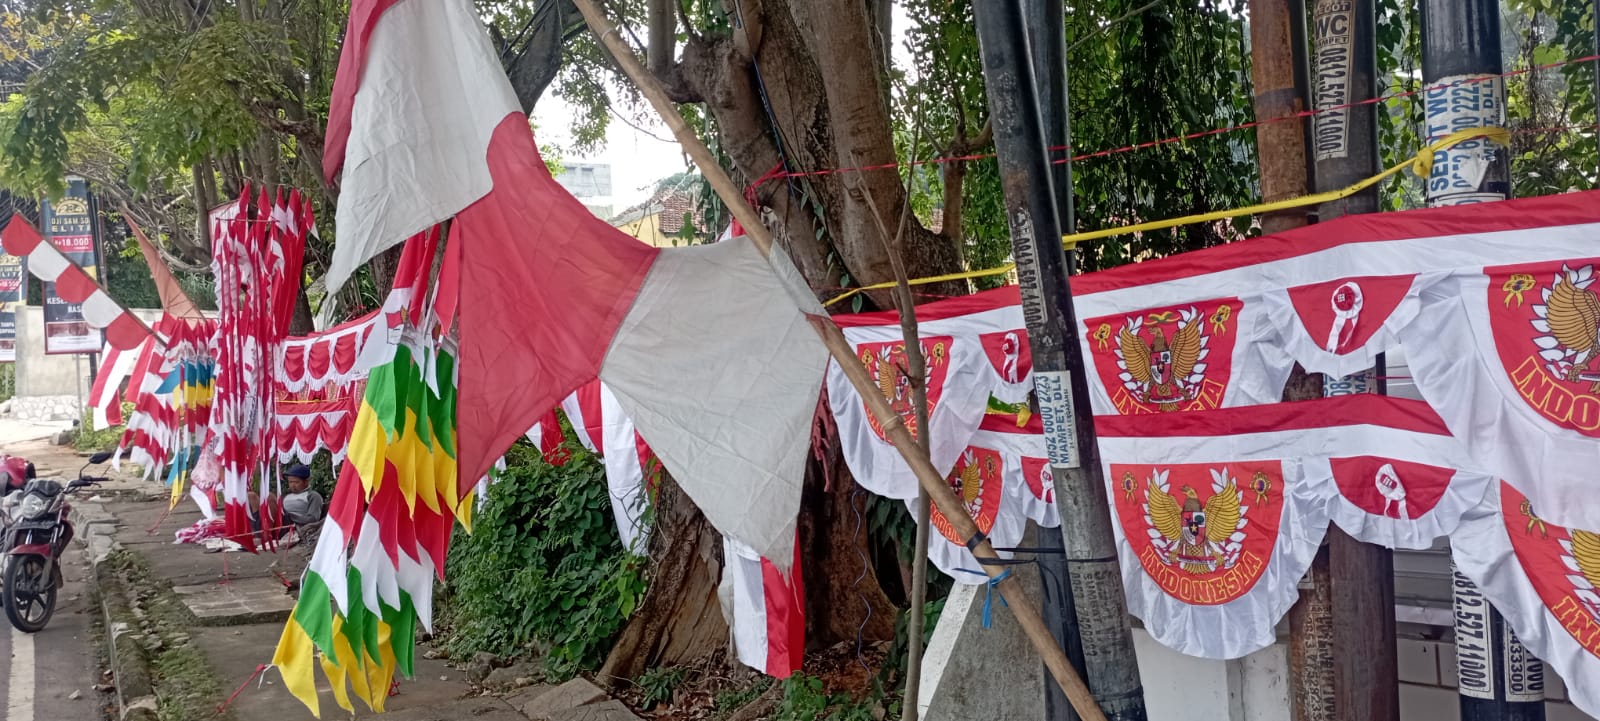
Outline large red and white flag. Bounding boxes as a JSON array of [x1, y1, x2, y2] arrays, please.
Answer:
[[88, 336, 150, 429], [720, 537, 804, 678], [322, 0, 825, 564]]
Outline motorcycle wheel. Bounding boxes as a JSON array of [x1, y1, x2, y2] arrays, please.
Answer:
[[3, 556, 56, 632]]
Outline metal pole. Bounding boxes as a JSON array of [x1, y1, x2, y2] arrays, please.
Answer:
[[1419, 1, 1545, 719], [973, 3, 1146, 720], [1023, 1, 1086, 719], [1309, 3, 1399, 721]]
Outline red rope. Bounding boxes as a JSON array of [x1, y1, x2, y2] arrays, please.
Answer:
[[214, 663, 268, 717], [144, 502, 178, 535], [756, 54, 1600, 187]]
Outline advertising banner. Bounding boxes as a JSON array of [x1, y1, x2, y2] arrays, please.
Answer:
[[41, 177, 103, 354], [0, 250, 22, 362]]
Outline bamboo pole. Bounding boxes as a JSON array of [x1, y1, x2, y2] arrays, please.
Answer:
[[570, 3, 1109, 720]]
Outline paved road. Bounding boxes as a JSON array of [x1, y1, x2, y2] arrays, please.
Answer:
[[0, 536, 111, 720]]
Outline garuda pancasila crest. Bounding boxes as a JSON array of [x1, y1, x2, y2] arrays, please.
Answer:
[[1144, 467, 1246, 575], [1530, 264, 1600, 393], [858, 337, 950, 441], [1115, 308, 1210, 412]]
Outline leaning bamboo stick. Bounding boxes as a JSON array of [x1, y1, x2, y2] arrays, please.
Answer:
[[570, 4, 1110, 720]]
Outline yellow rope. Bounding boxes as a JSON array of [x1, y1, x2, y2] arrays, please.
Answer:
[[823, 127, 1509, 308]]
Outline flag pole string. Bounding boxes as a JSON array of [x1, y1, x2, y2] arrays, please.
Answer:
[[820, 123, 1591, 308], [766, 53, 1600, 187]]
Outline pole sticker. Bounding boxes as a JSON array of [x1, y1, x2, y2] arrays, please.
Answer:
[[1034, 369, 1080, 468]]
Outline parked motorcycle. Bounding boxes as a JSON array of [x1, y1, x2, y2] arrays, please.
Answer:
[[0, 450, 113, 632]]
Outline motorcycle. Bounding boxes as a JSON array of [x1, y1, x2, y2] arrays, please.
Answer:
[[0, 450, 113, 632]]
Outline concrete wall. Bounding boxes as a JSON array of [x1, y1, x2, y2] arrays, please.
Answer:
[[15, 305, 91, 398], [919, 590, 1594, 720], [1127, 633, 1594, 721], [10, 306, 163, 421]]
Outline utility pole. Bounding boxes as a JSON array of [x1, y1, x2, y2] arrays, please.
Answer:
[[1420, 2, 1544, 719], [1309, 3, 1399, 721], [1247, 4, 1329, 718], [1023, 1, 1087, 719], [973, 3, 1146, 720]]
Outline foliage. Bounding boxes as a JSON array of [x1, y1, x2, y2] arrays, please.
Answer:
[[1374, 0, 1425, 211], [0, 363, 13, 404], [74, 402, 129, 451], [771, 673, 894, 721], [1502, 0, 1599, 197], [438, 438, 646, 678], [883, 596, 946, 683], [713, 677, 773, 718], [636, 665, 687, 709]]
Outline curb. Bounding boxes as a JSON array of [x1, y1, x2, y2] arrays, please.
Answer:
[[72, 502, 160, 721]]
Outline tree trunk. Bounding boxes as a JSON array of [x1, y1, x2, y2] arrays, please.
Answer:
[[596, 0, 967, 681], [599, 474, 727, 684], [799, 443, 899, 645]]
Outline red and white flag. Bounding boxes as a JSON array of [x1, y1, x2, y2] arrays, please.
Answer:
[[529, 381, 654, 553], [89, 336, 150, 429], [321, 0, 825, 564], [720, 537, 804, 678], [0, 216, 151, 350]]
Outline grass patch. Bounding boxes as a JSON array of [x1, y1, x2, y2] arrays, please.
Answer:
[[106, 551, 231, 721]]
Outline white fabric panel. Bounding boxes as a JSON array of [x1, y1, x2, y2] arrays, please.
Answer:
[[1407, 274, 1600, 532], [190, 482, 216, 521], [826, 334, 992, 501], [600, 236, 827, 569], [91, 338, 144, 430], [722, 537, 771, 674], [1451, 483, 1600, 719], [28, 245, 69, 279], [595, 383, 650, 554], [1099, 434, 1330, 660], [80, 291, 125, 329], [326, 0, 519, 293]]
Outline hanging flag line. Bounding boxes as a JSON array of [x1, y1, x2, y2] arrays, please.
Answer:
[[821, 123, 1590, 307], [764, 53, 1600, 186]]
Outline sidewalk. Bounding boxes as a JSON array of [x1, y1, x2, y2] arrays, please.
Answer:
[[50, 439, 643, 721]]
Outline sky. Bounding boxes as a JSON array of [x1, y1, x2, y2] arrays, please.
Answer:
[[531, 3, 919, 213], [531, 93, 688, 212]]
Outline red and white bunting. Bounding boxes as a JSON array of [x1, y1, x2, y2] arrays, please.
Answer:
[[0, 216, 151, 350], [1453, 482, 1600, 719], [913, 413, 1060, 584], [525, 380, 656, 553], [278, 311, 379, 393]]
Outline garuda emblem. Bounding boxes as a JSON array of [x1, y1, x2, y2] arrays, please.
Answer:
[[1115, 309, 1210, 412], [857, 336, 952, 442], [1563, 528, 1600, 623], [931, 446, 1003, 544], [1531, 264, 1600, 393], [1144, 467, 1246, 574], [1501, 485, 1600, 655]]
